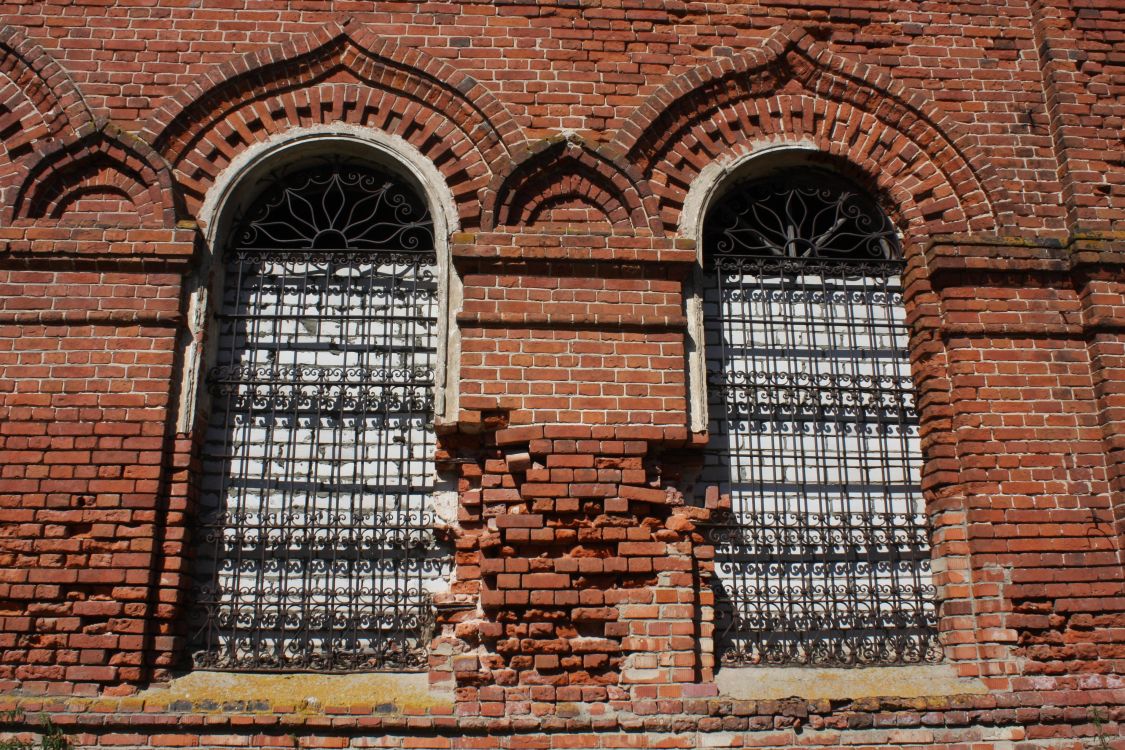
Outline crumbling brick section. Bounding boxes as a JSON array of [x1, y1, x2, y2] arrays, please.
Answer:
[[1012, 597, 1125, 674], [440, 422, 716, 716]]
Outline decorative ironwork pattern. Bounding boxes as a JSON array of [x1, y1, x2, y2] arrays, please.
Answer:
[[189, 164, 448, 672], [701, 174, 940, 667]]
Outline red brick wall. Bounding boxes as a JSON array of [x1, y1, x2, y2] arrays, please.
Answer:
[[0, 228, 193, 696], [0, 1, 1122, 748]]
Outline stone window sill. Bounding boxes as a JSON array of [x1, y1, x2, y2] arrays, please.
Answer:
[[138, 671, 447, 713], [715, 664, 988, 701]]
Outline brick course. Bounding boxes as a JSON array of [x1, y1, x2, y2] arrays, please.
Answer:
[[0, 1, 1122, 748]]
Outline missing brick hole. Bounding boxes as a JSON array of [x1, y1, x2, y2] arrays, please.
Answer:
[[0, 119, 21, 144], [80, 617, 112, 634], [913, 186, 935, 205], [6, 143, 30, 161], [68, 585, 116, 601], [575, 622, 605, 639]]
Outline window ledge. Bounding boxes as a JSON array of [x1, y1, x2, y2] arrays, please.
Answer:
[[138, 671, 448, 712], [715, 664, 988, 701]]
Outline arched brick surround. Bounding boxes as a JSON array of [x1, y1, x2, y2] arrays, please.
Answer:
[[9, 122, 177, 227], [0, 28, 93, 196], [143, 22, 526, 230], [485, 136, 659, 233], [612, 24, 1014, 239], [0, 27, 91, 147]]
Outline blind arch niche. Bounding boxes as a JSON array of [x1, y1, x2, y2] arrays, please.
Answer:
[[698, 168, 941, 667], [189, 146, 452, 673]]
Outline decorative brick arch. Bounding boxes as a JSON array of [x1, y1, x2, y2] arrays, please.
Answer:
[[0, 27, 92, 142], [0, 27, 93, 190], [644, 31, 994, 660], [610, 24, 1013, 237], [9, 121, 177, 227], [142, 21, 526, 230], [484, 135, 659, 233]]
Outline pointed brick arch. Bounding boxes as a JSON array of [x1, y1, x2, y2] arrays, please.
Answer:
[[610, 24, 1013, 237], [0, 27, 92, 144], [9, 122, 177, 227], [142, 22, 526, 230], [0, 27, 94, 197], [485, 136, 658, 232]]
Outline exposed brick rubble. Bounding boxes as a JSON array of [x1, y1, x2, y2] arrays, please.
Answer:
[[441, 423, 715, 716], [0, 0, 1123, 748]]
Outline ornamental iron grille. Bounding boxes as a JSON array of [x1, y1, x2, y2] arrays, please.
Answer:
[[700, 173, 941, 667], [189, 163, 449, 672]]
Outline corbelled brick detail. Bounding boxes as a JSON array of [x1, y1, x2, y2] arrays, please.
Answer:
[[0, 1, 1123, 747], [141, 22, 525, 225]]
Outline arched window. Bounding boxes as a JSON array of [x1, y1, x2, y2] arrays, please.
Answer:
[[700, 171, 940, 667], [189, 159, 448, 672]]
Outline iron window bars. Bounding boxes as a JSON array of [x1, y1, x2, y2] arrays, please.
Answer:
[[700, 174, 941, 667], [189, 164, 449, 672]]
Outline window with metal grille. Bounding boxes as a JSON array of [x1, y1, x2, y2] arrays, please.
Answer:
[[700, 172, 941, 667], [188, 162, 449, 672]]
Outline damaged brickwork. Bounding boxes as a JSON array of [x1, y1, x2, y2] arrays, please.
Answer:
[[439, 423, 716, 709], [0, 1, 1123, 749]]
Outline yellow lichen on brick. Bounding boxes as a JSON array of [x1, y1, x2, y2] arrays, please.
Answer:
[[136, 671, 442, 712]]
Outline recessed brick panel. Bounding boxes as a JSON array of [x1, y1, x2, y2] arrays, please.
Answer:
[[0, 2, 1121, 747]]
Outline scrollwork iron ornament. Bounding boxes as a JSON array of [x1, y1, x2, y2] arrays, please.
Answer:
[[704, 175, 898, 261], [190, 163, 446, 672], [233, 165, 433, 252], [700, 172, 940, 667]]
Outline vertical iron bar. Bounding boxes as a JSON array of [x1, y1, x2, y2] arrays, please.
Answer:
[[701, 176, 938, 667], [194, 166, 443, 672]]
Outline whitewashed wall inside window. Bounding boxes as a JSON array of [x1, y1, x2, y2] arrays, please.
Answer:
[[699, 177, 940, 667], [190, 166, 451, 672]]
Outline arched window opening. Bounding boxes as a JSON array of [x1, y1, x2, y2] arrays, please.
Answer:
[[189, 161, 448, 672], [700, 171, 941, 667]]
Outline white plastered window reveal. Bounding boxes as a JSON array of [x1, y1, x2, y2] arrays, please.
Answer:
[[179, 126, 462, 672], [682, 144, 941, 671]]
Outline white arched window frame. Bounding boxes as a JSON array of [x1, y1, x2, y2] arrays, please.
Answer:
[[683, 147, 940, 668], [179, 128, 461, 672]]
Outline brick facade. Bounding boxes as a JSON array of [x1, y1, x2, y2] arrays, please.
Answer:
[[0, 2, 1122, 748]]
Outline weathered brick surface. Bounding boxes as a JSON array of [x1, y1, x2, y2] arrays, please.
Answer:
[[0, 276, 185, 695], [0, 0, 1122, 747], [437, 425, 714, 715]]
